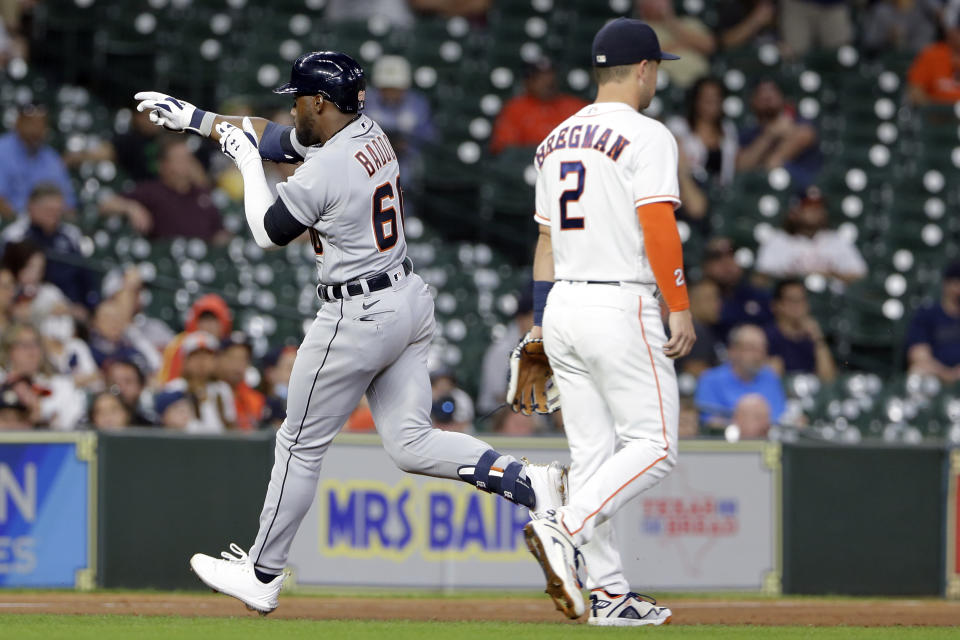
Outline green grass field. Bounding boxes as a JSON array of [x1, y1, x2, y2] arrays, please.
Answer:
[[1, 616, 958, 640]]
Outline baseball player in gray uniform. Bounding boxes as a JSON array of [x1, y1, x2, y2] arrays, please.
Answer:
[[134, 51, 566, 614]]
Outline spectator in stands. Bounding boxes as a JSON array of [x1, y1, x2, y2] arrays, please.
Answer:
[[325, 0, 414, 29], [430, 368, 474, 433], [100, 266, 175, 357], [695, 324, 786, 429], [905, 261, 960, 382], [153, 389, 201, 431], [490, 58, 589, 155], [32, 294, 99, 390], [100, 137, 227, 243], [343, 396, 376, 433], [158, 293, 233, 382], [765, 279, 836, 381], [731, 393, 772, 439], [1, 240, 69, 324], [701, 237, 773, 342], [0, 0, 29, 63], [755, 186, 867, 283], [259, 345, 296, 428], [0, 267, 14, 334], [113, 108, 164, 182], [409, 0, 492, 19], [737, 79, 821, 189], [0, 105, 77, 219], [863, 0, 940, 56], [677, 279, 723, 378], [87, 299, 158, 374], [2, 183, 100, 311], [907, 5, 960, 104], [364, 55, 437, 193], [779, 0, 853, 57], [635, 0, 716, 89], [478, 289, 532, 414], [163, 331, 235, 433], [104, 358, 152, 426], [676, 147, 709, 228], [218, 332, 264, 431], [89, 391, 134, 431], [0, 323, 86, 430], [668, 77, 739, 186], [717, 0, 778, 50], [0, 380, 31, 430]]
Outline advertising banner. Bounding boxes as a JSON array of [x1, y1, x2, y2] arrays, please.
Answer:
[[0, 433, 96, 588], [287, 435, 780, 591], [948, 449, 960, 599]]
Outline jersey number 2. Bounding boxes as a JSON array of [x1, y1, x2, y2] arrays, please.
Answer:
[[372, 178, 405, 252], [559, 161, 585, 230]]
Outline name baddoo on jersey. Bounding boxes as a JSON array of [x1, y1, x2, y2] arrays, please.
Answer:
[[535, 124, 631, 169], [354, 134, 399, 177]]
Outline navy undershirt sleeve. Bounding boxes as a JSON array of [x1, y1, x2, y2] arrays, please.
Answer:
[[263, 196, 308, 246]]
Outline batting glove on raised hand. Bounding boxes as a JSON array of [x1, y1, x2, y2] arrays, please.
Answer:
[[134, 91, 214, 136], [217, 117, 260, 171]]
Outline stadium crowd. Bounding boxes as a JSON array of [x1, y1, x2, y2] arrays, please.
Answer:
[[1, 0, 959, 440]]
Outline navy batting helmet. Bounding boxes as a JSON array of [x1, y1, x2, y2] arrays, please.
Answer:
[[274, 51, 366, 113]]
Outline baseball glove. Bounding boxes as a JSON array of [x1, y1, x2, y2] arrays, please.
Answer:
[[506, 332, 560, 415]]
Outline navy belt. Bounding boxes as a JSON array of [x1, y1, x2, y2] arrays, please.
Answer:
[[317, 258, 412, 301]]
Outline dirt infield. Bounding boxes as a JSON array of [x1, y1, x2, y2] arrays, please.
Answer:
[[1, 592, 960, 626]]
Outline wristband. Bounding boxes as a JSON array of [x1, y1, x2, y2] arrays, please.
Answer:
[[189, 109, 218, 137], [199, 111, 217, 137], [532, 280, 554, 326]]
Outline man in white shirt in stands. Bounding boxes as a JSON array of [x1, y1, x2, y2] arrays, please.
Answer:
[[755, 186, 867, 284]]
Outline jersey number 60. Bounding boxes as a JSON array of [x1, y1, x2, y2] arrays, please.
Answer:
[[372, 178, 405, 252], [559, 161, 585, 230]]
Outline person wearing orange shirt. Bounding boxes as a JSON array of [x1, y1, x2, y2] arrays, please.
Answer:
[[908, 7, 960, 104], [218, 332, 265, 431], [489, 58, 588, 155]]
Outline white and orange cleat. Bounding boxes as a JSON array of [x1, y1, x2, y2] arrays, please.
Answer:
[[523, 511, 586, 619]]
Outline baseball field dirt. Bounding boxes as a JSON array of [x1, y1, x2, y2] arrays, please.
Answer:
[[1, 592, 959, 626]]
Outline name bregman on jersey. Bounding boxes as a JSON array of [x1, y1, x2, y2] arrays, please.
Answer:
[[535, 124, 631, 169], [354, 134, 399, 176]]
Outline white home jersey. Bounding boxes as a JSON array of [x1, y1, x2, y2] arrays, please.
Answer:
[[277, 115, 406, 285], [533, 102, 680, 284]]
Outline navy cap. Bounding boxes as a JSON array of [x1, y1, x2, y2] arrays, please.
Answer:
[[592, 18, 680, 67]]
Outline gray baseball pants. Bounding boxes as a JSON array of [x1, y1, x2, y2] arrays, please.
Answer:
[[248, 272, 495, 574]]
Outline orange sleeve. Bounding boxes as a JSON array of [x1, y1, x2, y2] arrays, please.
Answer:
[[637, 202, 689, 312]]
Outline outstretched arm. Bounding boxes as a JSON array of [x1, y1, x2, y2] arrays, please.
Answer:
[[133, 92, 306, 162]]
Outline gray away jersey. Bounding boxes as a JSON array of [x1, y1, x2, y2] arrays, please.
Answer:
[[276, 115, 407, 285]]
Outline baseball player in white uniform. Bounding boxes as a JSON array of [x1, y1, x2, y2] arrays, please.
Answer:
[[521, 20, 696, 626], [133, 51, 566, 614]]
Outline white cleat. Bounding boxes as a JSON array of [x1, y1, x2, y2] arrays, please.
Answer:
[[522, 458, 568, 519], [588, 590, 673, 626], [189, 543, 284, 615], [523, 512, 585, 619]]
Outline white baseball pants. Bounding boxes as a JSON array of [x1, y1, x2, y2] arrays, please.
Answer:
[[543, 281, 678, 594]]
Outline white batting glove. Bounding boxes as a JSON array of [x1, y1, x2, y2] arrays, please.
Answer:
[[133, 91, 216, 136], [217, 117, 260, 171]]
